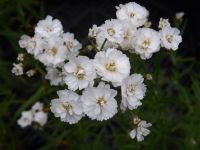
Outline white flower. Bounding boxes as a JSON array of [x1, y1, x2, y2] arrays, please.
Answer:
[[33, 111, 48, 126], [116, 2, 149, 27], [62, 32, 82, 58], [35, 15, 63, 38], [26, 69, 36, 77], [175, 12, 184, 20], [36, 36, 67, 67], [63, 56, 96, 91], [133, 28, 161, 59], [31, 102, 44, 113], [160, 27, 182, 51], [50, 90, 84, 124], [96, 32, 118, 50], [158, 18, 170, 29], [129, 118, 152, 142], [88, 24, 100, 38], [17, 53, 25, 61], [119, 20, 137, 50], [18, 34, 46, 57], [11, 63, 23, 76], [45, 67, 64, 86], [17, 111, 33, 128], [81, 82, 118, 121], [94, 48, 130, 86], [120, 74, 146, 111], [99, 19, 124, 43]]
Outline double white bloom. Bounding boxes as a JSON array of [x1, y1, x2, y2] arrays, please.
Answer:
[[94, 48, 130, 86], [81, 82, 118, 121], [63, 56, 96, 91], [121, 74, 146, 111], [50, 90, 84, 124]]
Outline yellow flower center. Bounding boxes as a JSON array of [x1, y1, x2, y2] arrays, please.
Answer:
[[166, 35, 173, 43], [127, 84, 136, 93], [97, 97, 106, 106], [62, 103, 72, 112], [75, 65, 85, 80], [105, 61, 117, 72], [140, 39, 150, 49], [107, 28, 116, 36]]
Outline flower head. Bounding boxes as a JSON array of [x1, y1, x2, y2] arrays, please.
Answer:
[[94, 48, 130, 86], [45, 67, 64, 86], [116, 2, 149, 27], [33, 111, 48, 126], [81, 82, 118, 121], [62, 32, 82, 58], [121, 74, 146, 111], [133, 28, 161, 59], [63, 56, 96, 91], [50, 90, 84, 124], [11, 63, 23, 76], [160, 27, 182, 50], [129, 118, 152, 142], [17, 111, 33, 128], [100, 19, 124, 43], [35, 15, 63, 38]]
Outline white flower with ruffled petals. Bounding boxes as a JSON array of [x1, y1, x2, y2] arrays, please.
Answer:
[[18, 34, 45, 57], [81, 82, 118, 121], [120, 20, 137, 50], [33, 111, 48, 126], [158, 18, 170, 29], [129, 117, 152, 142], [116, 2, 149, 27], [31, 102, 44, 113], [36, 36, 67, 67], [11, 63, 23, 76], [160, 27, 182, 51], [94, 48, 130, 86], [133, 28, 161, 59], [45, 67, 64, 86], [63, 56, 96, 91], [62, 32, 82, 58], [50, 90, 84, 124], [17, 111, 33, 128], [99, 19, 124, 43], [121, 74, 146, 111], [35, 15, 63, 38]]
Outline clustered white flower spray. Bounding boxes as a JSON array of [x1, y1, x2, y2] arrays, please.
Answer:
[[15, 2, 182, 142]]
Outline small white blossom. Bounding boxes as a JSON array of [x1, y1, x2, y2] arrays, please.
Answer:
[[63, 56, 96, 91], [116, 2, 149, 27], [17, 53, 25, 61], [119, 20, 137, 50], [36, 36, 67, 67], [18, 34, 46, 57], [50, 90, 84, 124], [26, 69, 36, 77], [88, 24, 100, 38], [11, 63, 23, 76], [62, 32, 82, 58], [129, 118, 152, 142], [81, 82, 118, 121], [45, 67, 64, 86], [33, 111, 48, 126], [121, 74, 146, 111], [175, 12, 184, 20], [17, 111, 33, 128], [158, 18, 170, 29], [35, 15, 63, 38], [31, 102, 44, 113], [160, 27, 182, 50], [133, 28, 161, 60], [94, 48, 130, 86], [99, 19, 124, 43]]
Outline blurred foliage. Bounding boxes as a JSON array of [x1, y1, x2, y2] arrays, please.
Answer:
[[0, 0, 200, 150]]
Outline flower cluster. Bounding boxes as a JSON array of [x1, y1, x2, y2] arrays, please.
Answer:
[[16, 2, 183, 141], [17, 102, 48, 128]]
